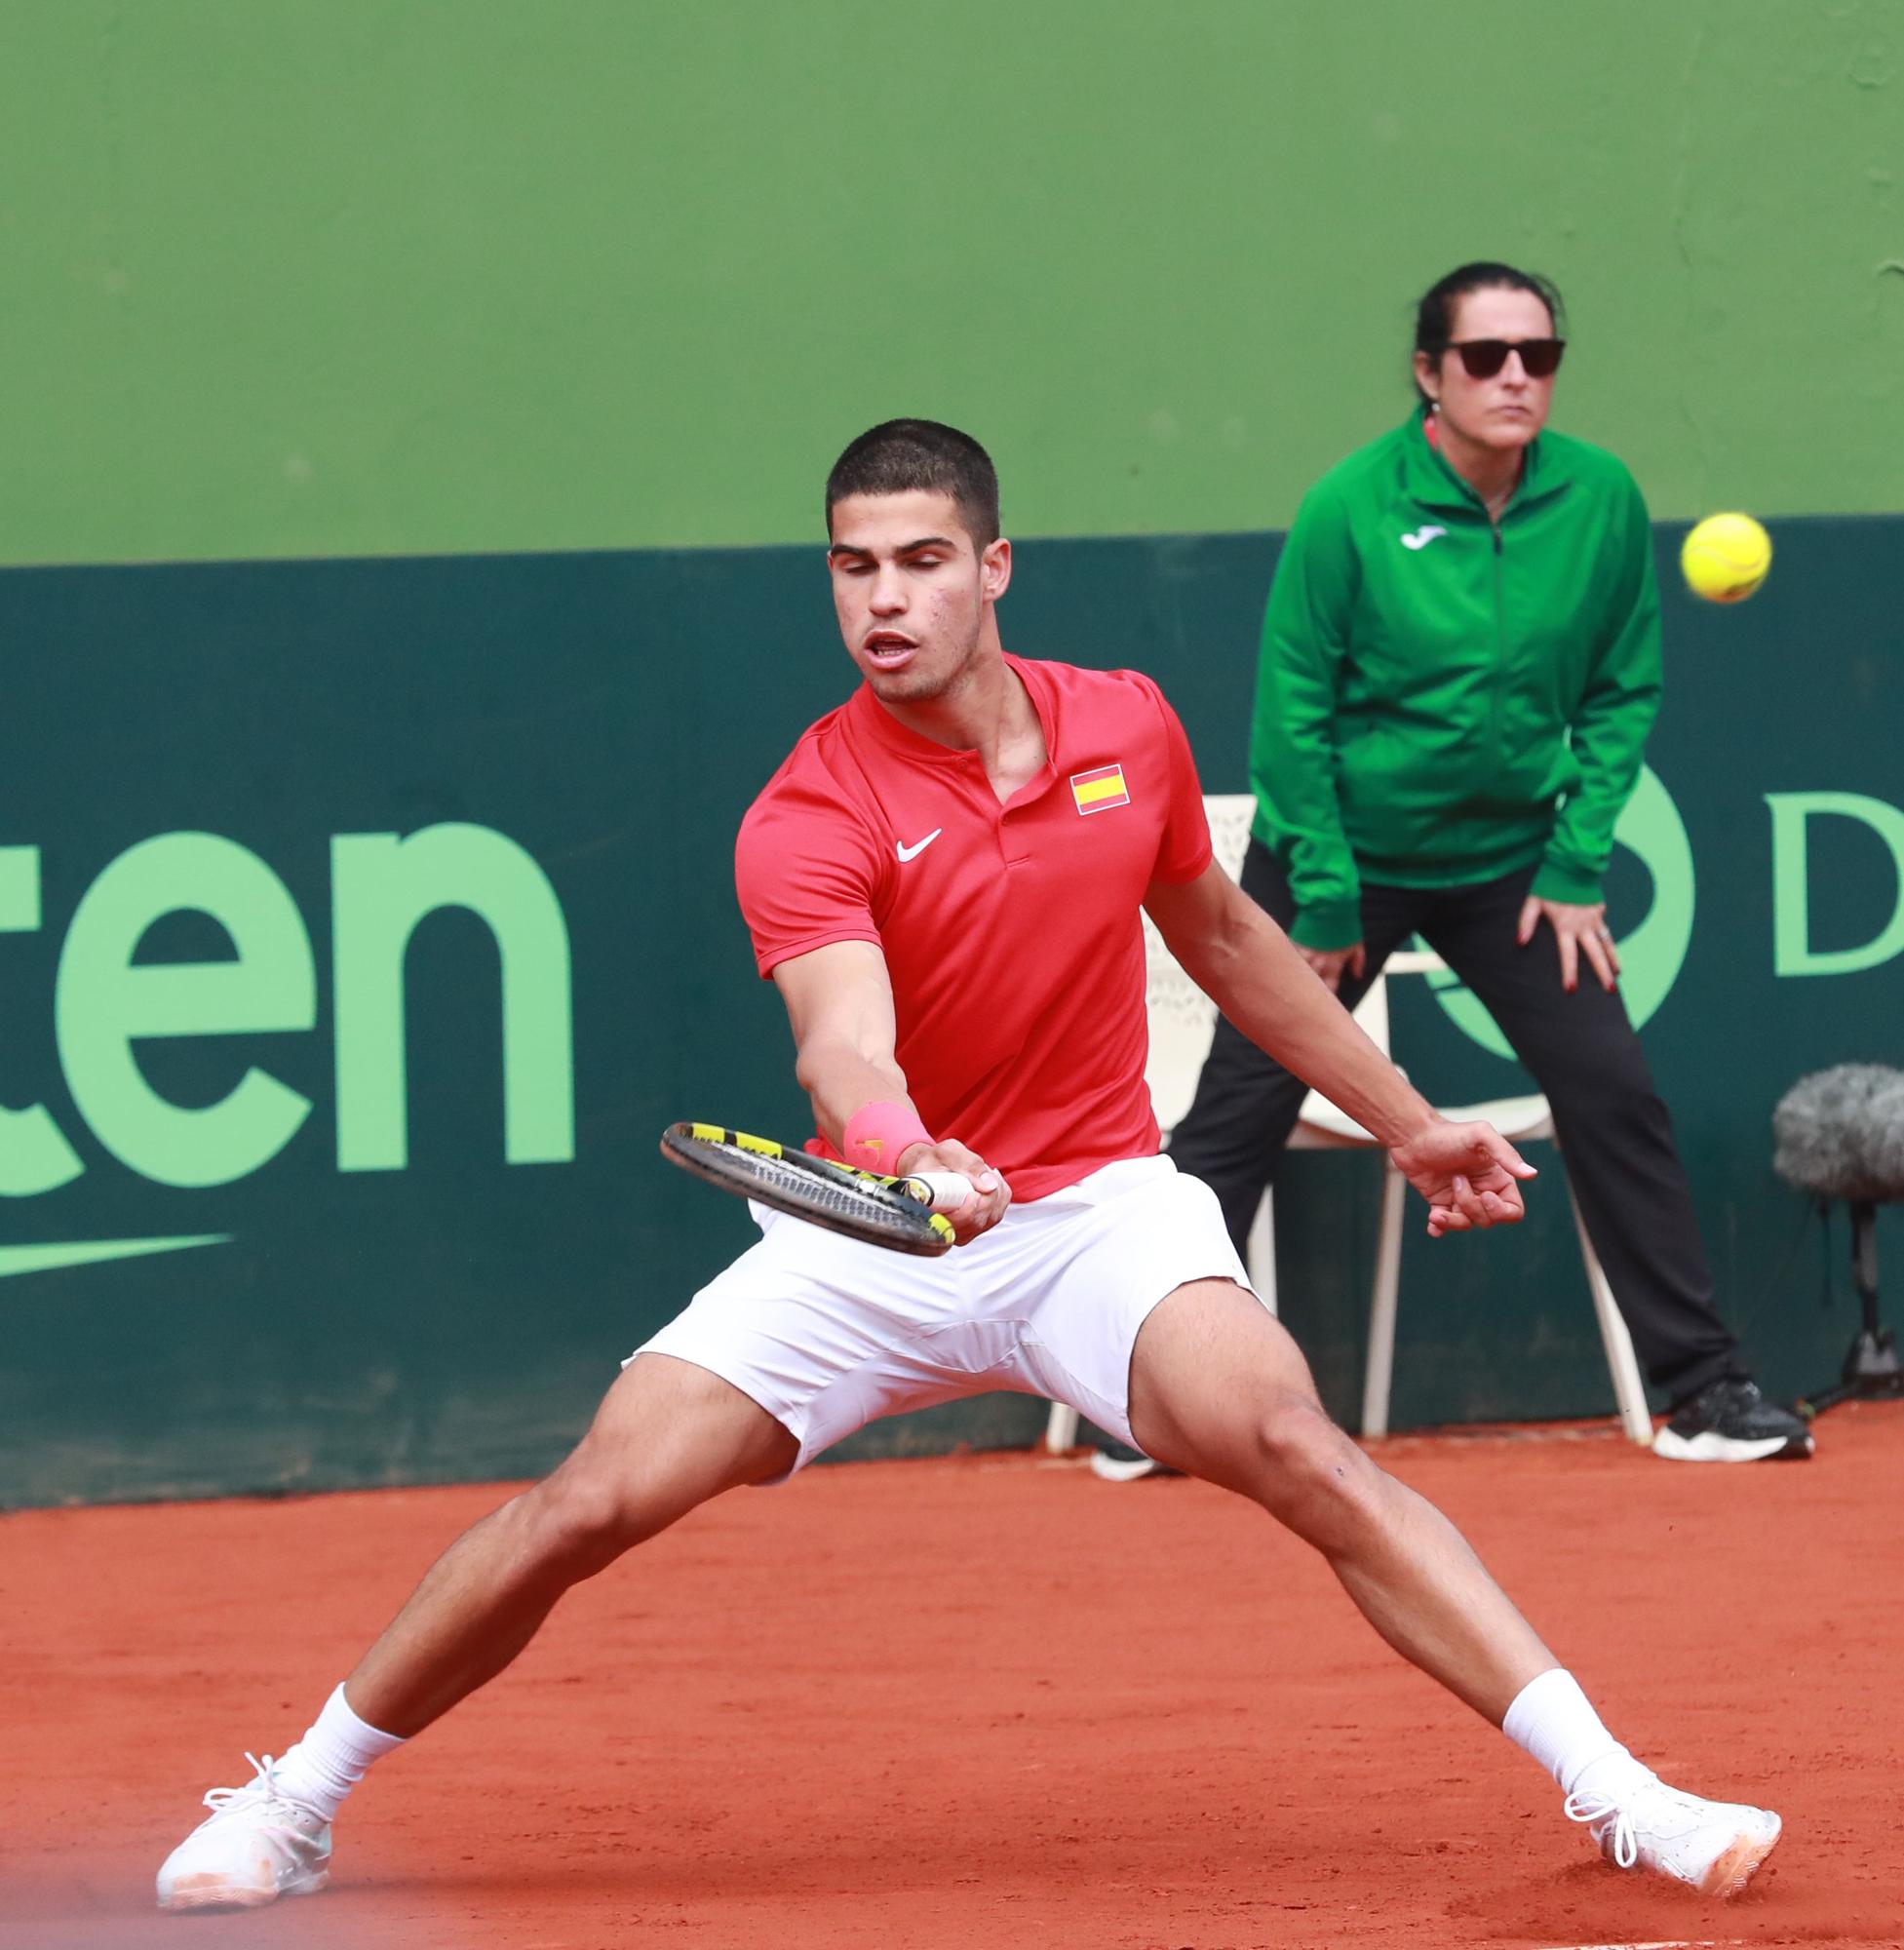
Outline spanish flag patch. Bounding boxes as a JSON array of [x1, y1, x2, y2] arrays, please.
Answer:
[[1069, 763, 1131, 814]]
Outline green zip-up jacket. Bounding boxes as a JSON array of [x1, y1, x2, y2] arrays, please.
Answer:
[[1252, 410, 1662, 950]]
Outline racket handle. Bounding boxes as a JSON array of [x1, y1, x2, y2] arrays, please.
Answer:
[[903, 1170, 976, 1212]]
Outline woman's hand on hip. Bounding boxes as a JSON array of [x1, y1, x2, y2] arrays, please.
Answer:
[[1516, 896, 1619, 994], [1297, 943, 1366, 994]]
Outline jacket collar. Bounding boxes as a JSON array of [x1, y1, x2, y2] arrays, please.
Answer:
[[1399, 407, 1568, 519]]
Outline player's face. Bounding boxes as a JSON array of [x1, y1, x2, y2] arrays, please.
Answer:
[[1414, 286, 1557, 453], [827, 490, 1011, 705]]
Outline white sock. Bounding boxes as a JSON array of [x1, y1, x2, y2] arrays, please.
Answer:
[[1501, 1667, 1650, 1807], [271, 1684, 407, 1821]]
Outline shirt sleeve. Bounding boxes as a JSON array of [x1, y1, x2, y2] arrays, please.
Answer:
[[734, 775, 887, 978], [1533, 467, 1663, 904], [1138, 673, 1215, 883], [1250, 482, 1364, 949]]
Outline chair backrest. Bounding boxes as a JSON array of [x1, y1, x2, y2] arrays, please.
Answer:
[[1143, 794, 1444, 1134]]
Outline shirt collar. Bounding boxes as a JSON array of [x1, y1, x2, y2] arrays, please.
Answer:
[[846, 651, 1057, 770]]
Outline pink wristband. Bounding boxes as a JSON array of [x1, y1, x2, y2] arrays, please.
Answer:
[[843, 1100, 934, 1175]]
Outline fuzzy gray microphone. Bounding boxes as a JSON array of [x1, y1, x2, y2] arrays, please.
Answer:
[[1771, 1064, 1904, 1204]]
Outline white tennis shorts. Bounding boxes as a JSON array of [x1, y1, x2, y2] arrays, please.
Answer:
[[632, 1154, 1249, 1475]]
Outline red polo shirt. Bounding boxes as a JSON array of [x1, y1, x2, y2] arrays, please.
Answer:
[[735, 654, 1213, 1200]]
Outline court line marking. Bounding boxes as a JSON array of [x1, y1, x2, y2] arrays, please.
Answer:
[[1542, 1939, 1734, 1949]]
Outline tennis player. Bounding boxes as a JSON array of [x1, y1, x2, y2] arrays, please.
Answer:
[[157, 419, 1780, 1912]]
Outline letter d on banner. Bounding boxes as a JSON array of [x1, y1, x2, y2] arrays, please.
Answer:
[[1767, 792, 1904, 977]]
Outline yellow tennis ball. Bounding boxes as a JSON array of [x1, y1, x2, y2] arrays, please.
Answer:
[[1681, 512, 1771, 604]]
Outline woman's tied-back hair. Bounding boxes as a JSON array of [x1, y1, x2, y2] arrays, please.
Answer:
[[826, 419, 1000, 547], [1412, 261, 1567, 402]]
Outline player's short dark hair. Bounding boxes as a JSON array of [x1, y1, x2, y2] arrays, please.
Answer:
[[1412, 261, 1567, 401], [825, 419, 1000, 547]]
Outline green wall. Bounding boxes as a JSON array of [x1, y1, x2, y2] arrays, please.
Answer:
[[4, 2, 1902, 1506], [4, 1, 1901, 569], [3, 520, 1901, 1507]]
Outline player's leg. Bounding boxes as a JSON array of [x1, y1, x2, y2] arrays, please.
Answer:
[[1129, 1277, 1551, 1714], [158, 1200, 993, 1914], [1418, 870, 1809, 1459], [1126, 1277, 1780, 1895], [156, 1354, 795, 1912], [346, 1351, 797, 1735]]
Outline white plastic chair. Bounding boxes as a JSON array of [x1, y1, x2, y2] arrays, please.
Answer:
[[1041, 793, 1652, 1452]]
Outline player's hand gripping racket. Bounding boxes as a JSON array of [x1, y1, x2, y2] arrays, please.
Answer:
[[659, 1122, 975, 1256]]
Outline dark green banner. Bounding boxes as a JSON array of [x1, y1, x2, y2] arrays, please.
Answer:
[[3, 523, 1900, 1504]]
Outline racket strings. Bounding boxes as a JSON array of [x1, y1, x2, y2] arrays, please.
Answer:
[[708, 1144, 925, 1233], [660, 1123, 952, 1256], [741, 1151, 911, 1219]]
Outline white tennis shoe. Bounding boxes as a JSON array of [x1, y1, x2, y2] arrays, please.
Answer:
[[155, 1753, 331, 1912], [1566, 1773, 1781, 1897]]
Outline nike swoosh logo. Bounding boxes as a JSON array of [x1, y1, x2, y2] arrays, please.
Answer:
[[1400, 525, 1448, 551], [896, 829, 943, 862], [0, 1234, 232, 1281]]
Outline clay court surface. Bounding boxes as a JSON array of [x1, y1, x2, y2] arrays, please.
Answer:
[[4, 1403, 1899, 1950]]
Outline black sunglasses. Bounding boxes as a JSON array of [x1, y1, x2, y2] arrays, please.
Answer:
[[1445, 336, 1566, 379]]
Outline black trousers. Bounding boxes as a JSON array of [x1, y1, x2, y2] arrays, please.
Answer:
[[1165, 839, 1746, 1406]]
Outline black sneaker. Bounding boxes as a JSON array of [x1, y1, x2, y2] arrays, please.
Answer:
[[1652, 1379, 1814, 1462], [1089, 1440, 1180, 1482]]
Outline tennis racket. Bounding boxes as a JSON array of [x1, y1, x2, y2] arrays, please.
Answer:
[[659, 1122, 975, 1256]]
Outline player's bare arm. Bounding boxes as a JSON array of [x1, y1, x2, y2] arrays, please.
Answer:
[[1144, 860, 1536, 1236], [771, 939, 1010, 1241]]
